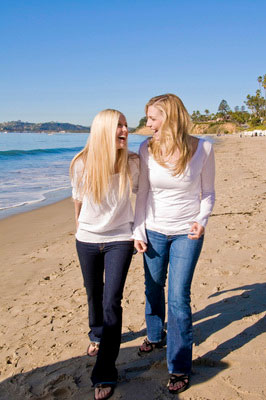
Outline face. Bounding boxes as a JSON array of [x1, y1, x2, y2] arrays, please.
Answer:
[[116, 114, 128, 149], [146, 105, 164, 141]]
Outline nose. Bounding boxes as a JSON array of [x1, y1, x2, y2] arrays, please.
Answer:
[[146, 118, 151, 127], [122, 125, 128, 133]]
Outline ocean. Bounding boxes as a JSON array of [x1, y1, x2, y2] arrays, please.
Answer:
[[0, 132, 148, 219]]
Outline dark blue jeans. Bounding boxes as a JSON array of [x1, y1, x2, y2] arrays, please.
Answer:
[[76, 239, 134, 386], [143, 229, 204, 375]]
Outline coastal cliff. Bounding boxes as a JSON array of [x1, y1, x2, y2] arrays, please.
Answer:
[[135, 122, 239, 135]]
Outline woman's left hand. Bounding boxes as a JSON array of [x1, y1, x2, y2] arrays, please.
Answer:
[[188, 222, 204, 240]]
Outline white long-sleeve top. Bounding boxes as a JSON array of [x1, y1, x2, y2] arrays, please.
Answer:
[[72, 153, 139, 243], [133, 138, 215, 243]]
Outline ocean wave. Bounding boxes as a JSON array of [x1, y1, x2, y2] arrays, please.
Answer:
[[0, 147, 83, 157], [0, 200, 40, 211], [0, 185, 71, 211]]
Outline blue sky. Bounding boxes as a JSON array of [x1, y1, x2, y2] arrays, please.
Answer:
[[1, 0, 265, 127]]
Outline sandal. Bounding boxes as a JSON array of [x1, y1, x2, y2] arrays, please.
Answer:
[[87, 342, 100, 357], [167, 374, 189, 394], [138, 331, 166, 355], [94, 384, 115, 400]]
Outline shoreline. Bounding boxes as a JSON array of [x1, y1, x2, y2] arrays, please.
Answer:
[[0, 187, 72, 220], [0, 136, 265, 399], [0, 197, 75, 301]]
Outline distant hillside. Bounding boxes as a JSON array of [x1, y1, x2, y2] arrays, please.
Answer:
[[191, 122, 240, 134], [134, 122, 241, 135], [134, 126, 152, 135], [0, 121, 138, 133], [0, 121, 90, 133]]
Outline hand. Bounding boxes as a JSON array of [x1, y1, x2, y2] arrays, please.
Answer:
[[188, 222, 204, 240], [134, 240, 147, 253]]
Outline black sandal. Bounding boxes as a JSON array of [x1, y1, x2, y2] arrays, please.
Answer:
[[138, 331, 166, 355], [94, 384, 115, 400], [167, 374, 189, 394]]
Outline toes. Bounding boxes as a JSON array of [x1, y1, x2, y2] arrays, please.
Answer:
[[168, 375, 189, 393], [95, 386, 112, 400]]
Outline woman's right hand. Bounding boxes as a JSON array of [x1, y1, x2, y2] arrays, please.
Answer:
[[134, 240, 147, 253]]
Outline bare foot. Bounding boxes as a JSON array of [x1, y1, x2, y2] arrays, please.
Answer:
[[87, 342, 99, 357], [94, 385, 113, 400], [168, 374, 189, 394]]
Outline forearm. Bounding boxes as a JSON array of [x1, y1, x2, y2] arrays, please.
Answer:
[[195, 146, 215, 227]]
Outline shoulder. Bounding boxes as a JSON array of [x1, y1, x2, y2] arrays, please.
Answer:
[[200, 138, 213, 155], [188, 136, 213, 163], [128, 150, 139, 160], [191, 136, 213, 155], [128, 151, 139, 171], [72, 156, 85, 175], [139, 138, 150, 156], [197, 139, 214, 167], [189, 135, 200, 155], [139, 138, 150, 149]]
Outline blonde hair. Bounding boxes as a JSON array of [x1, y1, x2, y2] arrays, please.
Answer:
[[70, 109, 132, 203], [146, 93, 192, 175]]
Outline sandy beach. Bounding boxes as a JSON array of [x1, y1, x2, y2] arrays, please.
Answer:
[[0, 135, 265, 400]]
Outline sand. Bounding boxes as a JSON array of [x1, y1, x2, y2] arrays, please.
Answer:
[[0, 135, 265, 400]]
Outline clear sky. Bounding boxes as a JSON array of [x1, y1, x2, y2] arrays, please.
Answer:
[[1, 0, 266, 127]]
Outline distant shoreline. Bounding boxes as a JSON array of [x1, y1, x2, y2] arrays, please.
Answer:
[[0, 121, 90, 133]]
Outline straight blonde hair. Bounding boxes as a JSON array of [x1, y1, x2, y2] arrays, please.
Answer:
[[146, 94, 192, 175], [70, 109, 131, 203]]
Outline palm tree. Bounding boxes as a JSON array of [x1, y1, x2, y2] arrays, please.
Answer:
[[257, 76, 262, 93], [204, 109, 210, 121], [262, 75, 266, 117], [262, 75, 266, 99]]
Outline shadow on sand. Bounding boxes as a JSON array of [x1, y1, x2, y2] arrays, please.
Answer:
[[1, 283, 265, 399]]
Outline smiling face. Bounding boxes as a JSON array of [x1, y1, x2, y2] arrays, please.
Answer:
[[146, 105, 164, 141], [116, 114, 128, 149]]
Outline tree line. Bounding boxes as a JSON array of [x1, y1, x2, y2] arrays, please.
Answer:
[[136, 74, 266, 129], [190, 74, 266, 127]]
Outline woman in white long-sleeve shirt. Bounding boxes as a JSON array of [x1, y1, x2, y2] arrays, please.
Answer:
[[133, 94, 215, 395], [70, 109, 139, 400]]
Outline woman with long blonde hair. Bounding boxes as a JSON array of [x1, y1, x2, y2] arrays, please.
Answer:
[[133, 94, 215, 394], [70, 109, 139, 400]]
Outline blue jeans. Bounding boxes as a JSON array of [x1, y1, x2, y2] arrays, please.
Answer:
[[144, 229, 204, 374], [76, 239, 134, 386]]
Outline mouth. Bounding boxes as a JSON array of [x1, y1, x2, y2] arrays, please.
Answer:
[[152, 130, 160, 140], [118, 136, 127, 141]]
